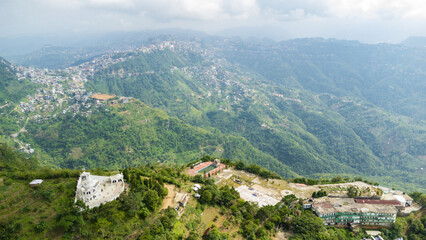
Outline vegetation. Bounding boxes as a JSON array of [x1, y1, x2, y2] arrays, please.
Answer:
[[1, 148, 425, 239], [0, 39, 424, 192], [12, 99, 296, 179], [0, 57, 36, 104], [84, 45, 425, 192]]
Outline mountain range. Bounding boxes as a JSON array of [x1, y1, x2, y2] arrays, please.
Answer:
[[0, 32, 424, 192]]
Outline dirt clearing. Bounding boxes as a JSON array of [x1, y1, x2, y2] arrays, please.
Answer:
[[90, 94, 116, 100], [162, 184, 179, 209]]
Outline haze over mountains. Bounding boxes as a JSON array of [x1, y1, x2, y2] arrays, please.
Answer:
[[0, 31, 424, 192]]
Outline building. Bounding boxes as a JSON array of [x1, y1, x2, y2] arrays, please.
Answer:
[[312, 197, 397, 227], [393, 194, 413, 207], [188, 159, 226, 178], [29, 179, 43, 188], [75, 171, 125, 208]]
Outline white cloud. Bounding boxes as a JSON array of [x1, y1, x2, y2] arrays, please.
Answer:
[[0, 0, 425, 42], [325, 0, 426, 19]]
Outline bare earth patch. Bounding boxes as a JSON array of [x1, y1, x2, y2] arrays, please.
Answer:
[[162, 184, 178, 209], [274, 231, 292, 240], [70, 147, 83, 159], [90, 94, 116, 100]]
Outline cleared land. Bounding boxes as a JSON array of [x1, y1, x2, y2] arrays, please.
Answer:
[[215, 168, 320, 206], [215, 168, 406, 208], [162, 184, 178, 209], [90, 93, 116, 100]]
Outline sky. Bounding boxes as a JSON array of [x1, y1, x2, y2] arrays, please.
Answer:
[[1, 0, 426, 43]]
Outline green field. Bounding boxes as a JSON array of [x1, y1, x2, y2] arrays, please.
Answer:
[[196, 164, 217, 175]]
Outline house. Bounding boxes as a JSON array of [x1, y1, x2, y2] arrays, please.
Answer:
[[75, 171, 125, 208], [29, 179, 43, 188]]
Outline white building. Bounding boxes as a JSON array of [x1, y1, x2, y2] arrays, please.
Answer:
[[394, 194, 413, 207], [75, 171, 125, 208], [29, 179, 43, 188]]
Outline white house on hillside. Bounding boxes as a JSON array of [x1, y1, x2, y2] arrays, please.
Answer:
[[75, 171, 125, 208]]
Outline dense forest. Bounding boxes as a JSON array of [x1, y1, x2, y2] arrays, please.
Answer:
[[18, 100, 297, 179]]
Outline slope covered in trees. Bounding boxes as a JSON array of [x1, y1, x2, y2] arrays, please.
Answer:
[[86, 43, 425, 192], [17, 99, 297, 178], [0, 57, 35, 104], [221, 38, 426, 120]]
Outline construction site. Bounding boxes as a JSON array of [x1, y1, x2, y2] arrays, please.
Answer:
[[213, 168, 422, 223]]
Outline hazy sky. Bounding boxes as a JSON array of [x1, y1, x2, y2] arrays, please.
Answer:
[[1, 0, 426, 43]]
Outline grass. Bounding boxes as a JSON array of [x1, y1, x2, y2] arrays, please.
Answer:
[[196, 164, 217, 175], [0, 177, 77, 240]]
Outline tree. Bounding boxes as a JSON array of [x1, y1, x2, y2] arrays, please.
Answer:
[[95, 217, 111, 237], [347, 186, 359, 197], [201, 190, 213, 204], [331, 176, 343, 183], [241, 220, 258, 238], [122, 192, 145, 217], [161, 208, 178, 230], [203, 227, 228, 240], [193, 175, 204, 183], [291, 212, 324, 235], [282, 194, 298, 205], [235, 161, 246, 170], [144, 189, 160, 212]]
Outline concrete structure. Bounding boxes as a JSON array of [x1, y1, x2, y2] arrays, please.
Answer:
[[29, 179, 43, 188], [393, 194, 413, 207], [312, 197, 397, 227], [173, 192, 190, 215], [75, 171, 125, 208]]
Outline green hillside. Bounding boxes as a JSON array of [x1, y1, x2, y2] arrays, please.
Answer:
[[221, 38, 426, 121], [1, 145, 425, 240], [17, 99, 297, 179], [86, 46, 425, 192], [0, 57, 35, 104], [1, 37, 424, 192]]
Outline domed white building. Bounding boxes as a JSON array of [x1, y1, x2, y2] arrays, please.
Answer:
[[75, 171, 125, 208]]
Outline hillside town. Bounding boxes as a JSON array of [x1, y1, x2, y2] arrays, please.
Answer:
[[4, 40, 301, 155]]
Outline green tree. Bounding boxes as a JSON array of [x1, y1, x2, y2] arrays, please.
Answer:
[[144, 189, 160, 212], [291, 212, 324, 235], [201, 190, 213, 204]]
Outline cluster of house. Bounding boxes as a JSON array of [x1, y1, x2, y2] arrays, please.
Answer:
[[174, 192, 190, 215], [305, 192, 414, 227], [192, 184, 202, 199]]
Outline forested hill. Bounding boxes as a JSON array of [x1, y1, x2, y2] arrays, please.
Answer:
[[86, 42, 425, 192], [0, 57, 35, 104], [1, 36, 425, 192], [220, 38, 426, 121], [16, 99, 298, 179]]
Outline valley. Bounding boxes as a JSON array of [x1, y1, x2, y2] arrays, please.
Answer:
[[0, 36, 425, 192]]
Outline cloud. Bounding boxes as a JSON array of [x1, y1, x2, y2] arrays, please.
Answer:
[[0, 0, 425, 42], [326, 0, 426, 19]]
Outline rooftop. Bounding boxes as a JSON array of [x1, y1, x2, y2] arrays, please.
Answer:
[[354, 199, 402, 206], [313, 197, 398, 215], [29, 179, 43, 185]]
